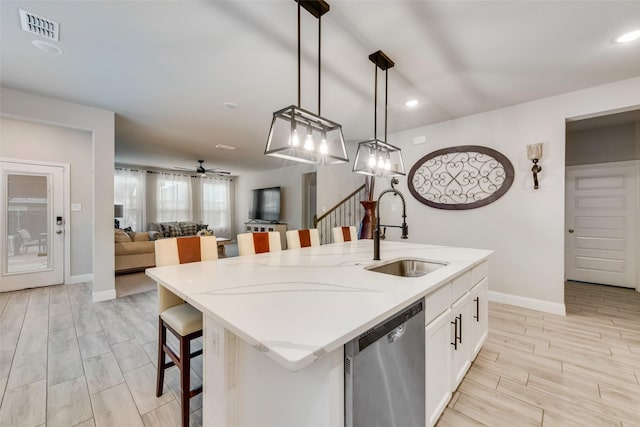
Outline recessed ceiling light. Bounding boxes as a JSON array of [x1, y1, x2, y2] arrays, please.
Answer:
[[614, 29, 640, 44], [405, 99, 419, 108], [215, 144, 237, 150], [32, 39, 62, 54], [223, 102, 238, 110]]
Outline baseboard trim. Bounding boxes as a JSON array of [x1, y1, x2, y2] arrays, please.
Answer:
[[488, 291, 566, 316], [66, 273, 93, 285], [92, 288, 116, 303]]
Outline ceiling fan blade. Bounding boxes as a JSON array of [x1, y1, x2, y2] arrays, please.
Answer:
[[173, 167, 193, 171]]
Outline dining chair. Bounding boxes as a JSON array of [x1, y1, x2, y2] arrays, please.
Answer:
[[16, 228, 40, 254], [332, 226, 358, 243], [237, 231, 282, 256], [154, 235, 217, 427], [286, 229, 320, 249]]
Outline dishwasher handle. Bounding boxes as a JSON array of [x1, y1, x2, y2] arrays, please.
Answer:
[[387, 324, 406, 344]]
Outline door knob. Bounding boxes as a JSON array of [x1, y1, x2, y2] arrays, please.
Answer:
[[56, 229, 63, 235], [568, 229, 574, 233]]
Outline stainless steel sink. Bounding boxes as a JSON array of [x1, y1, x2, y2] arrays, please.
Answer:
[[365, 258, 448, 278]]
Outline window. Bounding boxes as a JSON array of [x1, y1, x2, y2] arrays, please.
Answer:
[[114, 168, 146, 231], [155, 173, 192, 222], [202, 178, 231, 237]]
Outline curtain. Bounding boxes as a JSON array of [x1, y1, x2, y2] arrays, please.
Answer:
[[114, 168, 146, 231], [155, 173, 193, 222], [201, 177, 232, 237]]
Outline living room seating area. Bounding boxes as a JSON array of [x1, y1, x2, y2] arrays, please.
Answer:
[[114, 228, 155, 273]]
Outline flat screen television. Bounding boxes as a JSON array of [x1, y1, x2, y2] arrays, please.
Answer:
[[249, 186, 281, 222]]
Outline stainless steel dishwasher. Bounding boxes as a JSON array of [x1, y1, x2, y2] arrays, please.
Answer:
[[345, 298, 425, 427]]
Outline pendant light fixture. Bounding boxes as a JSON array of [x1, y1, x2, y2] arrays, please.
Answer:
[[264, 0, 348, 165], [352, 50, 405, 177]]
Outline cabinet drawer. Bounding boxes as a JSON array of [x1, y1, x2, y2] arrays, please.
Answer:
[[451, 270, 472, 302], [425, 282, 452, 325], [472, 261, 489, 285]]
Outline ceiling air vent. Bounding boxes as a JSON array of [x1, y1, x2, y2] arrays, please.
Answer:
[[19, 9, 59, 41]]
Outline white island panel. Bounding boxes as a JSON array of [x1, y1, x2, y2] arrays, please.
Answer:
[[204, 315, 344, 427], [147, 241, 492, 371], [147, 241, 492, 427]]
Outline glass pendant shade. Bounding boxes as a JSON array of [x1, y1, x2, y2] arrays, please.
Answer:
[[264, 0, 348, 166], [353, 139, 405, 176], [265, 105, 348, 165], [352, 50, 405, 177]]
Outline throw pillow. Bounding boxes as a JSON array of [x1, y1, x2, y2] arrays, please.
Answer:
[[160, 223, 182, 238], [196, 223, 209, 232], [115, 229, 132, 243], [179, 222, 198, 236], [123, 226, 135, 241], [132, 232, 149, 242]]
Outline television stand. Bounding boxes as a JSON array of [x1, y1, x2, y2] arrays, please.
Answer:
[[244, 222, 288, 249]]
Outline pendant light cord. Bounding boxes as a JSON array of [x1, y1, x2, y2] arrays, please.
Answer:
[[374, 61, 378, 141], [318, 15, 321, 115], [297, 1, 301, 108], [384, 68, 388, 142], [296, 2, 324, 115]]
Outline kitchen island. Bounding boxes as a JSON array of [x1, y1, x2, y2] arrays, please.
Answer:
[[146, 240, 492, 427]]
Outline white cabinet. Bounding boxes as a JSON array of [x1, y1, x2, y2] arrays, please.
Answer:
[[244, 222, 288, 249], [470, 278, 489, 357], [425, 308, 452, 427], [424, 260, 489, 426], [450, 291, 473, 389]]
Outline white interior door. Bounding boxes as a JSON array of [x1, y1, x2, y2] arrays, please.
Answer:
[[1, 161, 65, 291], [565, 162, 637, 288]]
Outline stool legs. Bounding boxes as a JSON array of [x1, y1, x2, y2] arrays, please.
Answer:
[[156, 317, 166, 397], [155, 316, 203, 427], [180, 335, 191, 427]]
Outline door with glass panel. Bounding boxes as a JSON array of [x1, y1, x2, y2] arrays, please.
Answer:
[[1, 161, 64, 291]]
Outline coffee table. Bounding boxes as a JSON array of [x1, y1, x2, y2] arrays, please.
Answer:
[[216, 237, 232, 257]]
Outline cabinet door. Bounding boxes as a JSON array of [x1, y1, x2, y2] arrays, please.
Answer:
[[470, 278, 489, 357], [451, 292, 472, 389], [425, 308, 452, 427]]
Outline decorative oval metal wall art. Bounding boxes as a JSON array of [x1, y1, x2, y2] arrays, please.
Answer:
[[408, 145, 514, 210]]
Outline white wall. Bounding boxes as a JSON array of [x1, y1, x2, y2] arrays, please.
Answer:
[[1, 87, 115, 301], [566, 122, 639, 165], [1, 118, 93, 277], [316, 142, 363, 215], [235, 163, 316, 236], [364, 76, 640, 314]]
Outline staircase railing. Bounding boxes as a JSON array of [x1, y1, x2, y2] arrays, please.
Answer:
[[314, 184, 367, 244]]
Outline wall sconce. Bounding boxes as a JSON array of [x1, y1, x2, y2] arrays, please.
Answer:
[[527, 143, 543, 189]]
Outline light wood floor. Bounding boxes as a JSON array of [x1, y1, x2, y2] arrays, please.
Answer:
[[438, 281, 640, 427], [0, 280, 638, 426]]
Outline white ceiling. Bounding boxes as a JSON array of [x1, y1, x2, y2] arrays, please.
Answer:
[[2, 1, 640, 174]]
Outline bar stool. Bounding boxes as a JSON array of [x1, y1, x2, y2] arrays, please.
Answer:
[[237, 231, 281, 256], [332, 226, 357, 243], [154, 235, 217, 427], [286, 229, 320, 249]]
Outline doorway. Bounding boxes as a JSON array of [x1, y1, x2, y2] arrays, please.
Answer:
[[1, 160, 66, 291], [565, 110, 640, 291], [302, 172, 317, 229]]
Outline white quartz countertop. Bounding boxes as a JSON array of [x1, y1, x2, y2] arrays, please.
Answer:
[[146, 240, 492, 371]]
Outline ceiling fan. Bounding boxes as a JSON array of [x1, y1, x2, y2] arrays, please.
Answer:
[[174, 160, 231, 176]]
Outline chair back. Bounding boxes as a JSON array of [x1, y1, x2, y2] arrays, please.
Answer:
[[286, 229, 320, 249], [237, 232, 281, 256], [154, 236, 218, 313], [332, 226, 357, 243], [17, 229, 31, 240]]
